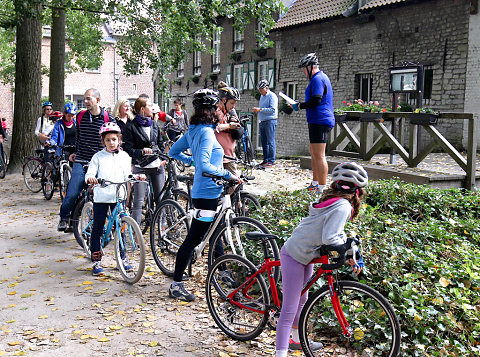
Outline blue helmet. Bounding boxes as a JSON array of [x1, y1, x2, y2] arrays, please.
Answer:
[[64, 102, 77, 115], [42, 101, 53, 108]]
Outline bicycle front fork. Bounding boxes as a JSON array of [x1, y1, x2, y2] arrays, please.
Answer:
[[327, 274, 353, 339]]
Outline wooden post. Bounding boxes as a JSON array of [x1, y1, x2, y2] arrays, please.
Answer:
[[409, 123, 418, 166], [390, 95, 398, 164], [359, 121, 373, 160]]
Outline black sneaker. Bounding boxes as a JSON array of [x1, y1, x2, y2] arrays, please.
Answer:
[[218, 269, 238, 288], [57, 219, 68, 232], [169, 283, 195, 302]]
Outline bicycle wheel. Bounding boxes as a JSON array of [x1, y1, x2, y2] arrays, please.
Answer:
[[23, 157, 43, 193], [205, 254, 269, 341], [2, 148, 8, 166], [173, 189, 190, 213], [234, 192, 261, 217], [244, 136, 255, 163], [207, 217, 280, 280], [150, 199, 189, 276], [42, 162, 55, 200], [0, 154, 5, 179], [60, 165, 72, 201], [72, 196, 87, 248], [79, 201, 94, 257], [299, 280, 401, 357], [115, 215, 145, 284]]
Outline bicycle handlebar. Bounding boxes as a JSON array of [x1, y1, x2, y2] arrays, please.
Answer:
[[96, 175, 147, 187], [318, 236, 361, 270]]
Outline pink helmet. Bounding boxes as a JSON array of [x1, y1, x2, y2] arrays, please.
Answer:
[[99, 122, 121, 137]]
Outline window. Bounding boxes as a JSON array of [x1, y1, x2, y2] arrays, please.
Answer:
[[73, 95, 86, 109], [258, 61, 268, 82], [212, 30, 221, 73], [233, 64, 243, 90], [177, 62, 184, 78], [194, 50, 201, 76], [132, 83, 137, 91], [355, 73, 373, 102], [286, 82, 297, 100], [233, 30, 244, 52], [407, 65, 433, 106]]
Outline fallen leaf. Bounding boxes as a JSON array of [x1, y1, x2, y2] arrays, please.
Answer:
[[98, 337, 111, 342], [38, 315, 48, 319], [7, 342, 21, 346]]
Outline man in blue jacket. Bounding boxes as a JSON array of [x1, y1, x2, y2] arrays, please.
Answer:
[[252, 79, 278, 167]]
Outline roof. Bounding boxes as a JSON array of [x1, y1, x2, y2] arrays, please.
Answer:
[[273, 0, 410, 30]]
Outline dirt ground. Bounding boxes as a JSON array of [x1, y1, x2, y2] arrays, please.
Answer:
[[0, 161, 313, 357]]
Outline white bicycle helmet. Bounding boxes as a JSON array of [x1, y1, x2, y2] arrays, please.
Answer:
[[257, 79, 269, 89], [331, 162, 368, 188], [298, 53, 319, 68], [99, 122, 121, 137]]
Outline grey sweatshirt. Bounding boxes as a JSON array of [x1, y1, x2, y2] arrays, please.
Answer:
[[284, 198, 352, 265]]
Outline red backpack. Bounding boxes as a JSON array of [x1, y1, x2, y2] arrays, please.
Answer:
[[77, 110, 110, 126]]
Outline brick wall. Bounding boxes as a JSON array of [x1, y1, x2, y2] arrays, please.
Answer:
[[274, 0, 475, 155]]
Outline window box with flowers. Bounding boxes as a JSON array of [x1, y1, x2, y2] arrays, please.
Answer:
[[410, 108, 439, 126], [334, 108, 347, 123], [336, 99, 387, 122]]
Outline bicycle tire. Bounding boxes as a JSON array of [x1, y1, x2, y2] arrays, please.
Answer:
[[42, 162, 55, 200], [244, 135, 255, 163], [0, 154, 5, 179], [205, 254, 269, 341], [299, 280, 401, 357], [23, 157, 43, 193], [2, 148, 8, 166], [79, 201, 94, 257], [173, 189, 190, 213], [207, 217, 280, 282], [233, 192, 261, 217], [60, 165, 72, 201], [72, 196, 87, 248], [149, 199, 189, 276], [115, 215, 145, 284]]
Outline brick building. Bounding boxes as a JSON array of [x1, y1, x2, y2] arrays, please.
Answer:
[[272, 0, 480, 156], [0, 24, 154, 131]]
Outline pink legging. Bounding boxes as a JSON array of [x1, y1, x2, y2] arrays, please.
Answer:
[[276, 246, 314, 351]]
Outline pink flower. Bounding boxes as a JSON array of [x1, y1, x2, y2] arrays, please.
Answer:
[[369, 101, 373, 105], [357, 99, 363, 104], [343, 100, 346, 104], [374, 101, 379, 106], [347, 102, 351, 106]]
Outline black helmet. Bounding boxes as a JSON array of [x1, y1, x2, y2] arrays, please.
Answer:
[[218, 86, 241, 101], [257, 79, 269, 89], [298, 53, 319, 68], [192, 89, 219, 109]]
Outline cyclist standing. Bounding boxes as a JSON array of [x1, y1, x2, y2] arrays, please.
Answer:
[[45, 103, 77, 160], [112, 97, 134, 140], [85, 123, 132, 276], [57, 88, 114, 232], [275, 162, 367, 357], [168, 89, 240, 302], [35, 102, 55, 145], [252, 79, 278, 167], [292, 53, 335, 194], [165, 99, 188, 141]]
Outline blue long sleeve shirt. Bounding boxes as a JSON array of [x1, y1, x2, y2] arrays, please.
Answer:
[[169, 123, 232, 199], [257, 90, 278, 122]]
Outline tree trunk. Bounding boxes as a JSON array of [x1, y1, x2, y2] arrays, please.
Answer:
[[9, 1, 42, 172], [49, 7, 66, 110]]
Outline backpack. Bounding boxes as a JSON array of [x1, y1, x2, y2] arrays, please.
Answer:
[[77, 110, 110, 126]]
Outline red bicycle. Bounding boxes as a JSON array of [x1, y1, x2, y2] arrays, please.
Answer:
[[205, 233, 401, 356]]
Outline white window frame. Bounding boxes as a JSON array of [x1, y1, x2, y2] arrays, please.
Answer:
[[233, 64, 243, 90], [233, 30, 244, 52], [286, 82, 297, 100], [258, 61, 268, 82], [177, 62, 184, 78], [212, 29, 221, 73], [194, 51, 202, 76]]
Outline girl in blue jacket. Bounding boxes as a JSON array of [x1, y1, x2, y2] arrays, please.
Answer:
[[46, 103, 77, 160], [168, 89, 240, 302]]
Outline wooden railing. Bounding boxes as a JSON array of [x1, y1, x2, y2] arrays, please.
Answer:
[[327, 112, 478, 190]]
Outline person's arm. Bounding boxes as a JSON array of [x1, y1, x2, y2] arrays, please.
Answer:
[[197, 132, 232, 180], [168, 134, 193, 165], [299, 95, 323, 109], [260, 94, 277, 115], [48, 122, 60, 146], [155, 123, 166, 153], [85, 154, 99, 184], [34, 117, 42, 136], [122, 124, 143, 160]]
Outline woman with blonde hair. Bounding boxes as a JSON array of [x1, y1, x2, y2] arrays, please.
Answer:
[[113, 97, 134, 139]]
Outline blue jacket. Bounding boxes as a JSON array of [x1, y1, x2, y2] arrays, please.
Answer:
[[258, 90, 278, 122], [305, 71, 334, 127], [47, 119, 77, 156], [169, 123, 232, 199]]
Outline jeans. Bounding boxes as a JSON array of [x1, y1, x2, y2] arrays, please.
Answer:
[[259, 119, 277, 164], [90, 202, 116, 259], [131, 166, 165, 225], [59, 162, 86, 220]]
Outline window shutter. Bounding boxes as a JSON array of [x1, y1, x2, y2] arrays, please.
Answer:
[[242, 63, 249, 90], [248, 62, 255, 90], [225, 64, 232, 86], [267, 58, 275, 89]]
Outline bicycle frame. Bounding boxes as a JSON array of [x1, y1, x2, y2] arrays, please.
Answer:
[[226, 255, 354, 339]]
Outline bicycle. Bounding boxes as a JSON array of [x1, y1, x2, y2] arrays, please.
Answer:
[[22, 149, 45, 192], [163, 121, 191, 173], [79, 177, 146, 284], [149, 172, 280, 280], [235, 114, 256, 164], [41, 145, 75, 200], [205, 233, 401, 356]]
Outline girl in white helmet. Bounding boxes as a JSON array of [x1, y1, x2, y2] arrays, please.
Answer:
[[275, 162, 368, 357]]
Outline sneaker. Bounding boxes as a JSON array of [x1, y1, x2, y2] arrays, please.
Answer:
[[307, 184, 320, 193], [218, 270, 238, 288], [122, 258, 133, 272], [57, 219, 68, 232], [169, 283, 195, 302], [92, 261, 104, 276], [262, 162, 275, 168], [288, 338, 323, 351]]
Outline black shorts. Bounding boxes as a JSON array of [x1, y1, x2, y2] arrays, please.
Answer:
[[308, 124, 332, 143]]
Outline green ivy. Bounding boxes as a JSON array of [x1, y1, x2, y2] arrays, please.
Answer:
[[254, 181, 480, 355]]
